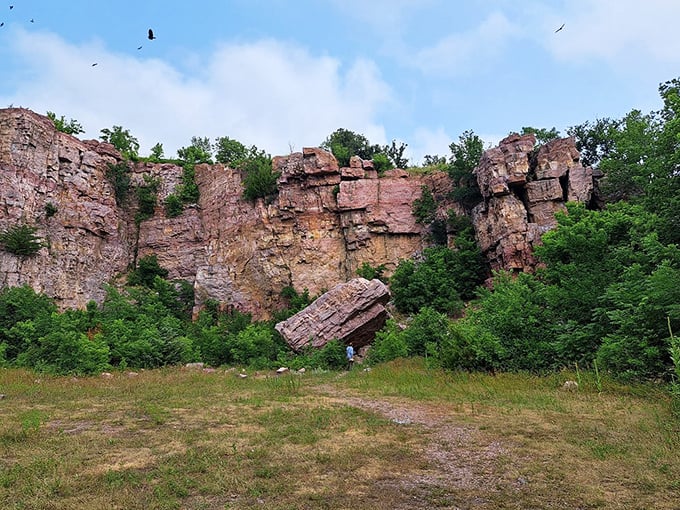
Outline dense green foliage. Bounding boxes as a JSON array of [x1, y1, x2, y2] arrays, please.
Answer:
[[356, 262, 387, 283], [520, 126, 560, 145], [389, 228, 487, 315], [412, 185, 437, 225], [100, 125, 140, 160], [320, 128, 408, 169], [0, 225, 43, 256], [135, 175, 161, 224], [448, 130, 484, 212], [241, 150, 280, 201], [46, 111, 84, 135], [105, 162, 131, 206]]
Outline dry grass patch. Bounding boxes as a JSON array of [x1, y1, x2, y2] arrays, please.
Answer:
[[1, 361, 678, 509]]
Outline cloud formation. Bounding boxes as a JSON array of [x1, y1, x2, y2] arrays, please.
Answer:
[[2, 28, 393, 158]]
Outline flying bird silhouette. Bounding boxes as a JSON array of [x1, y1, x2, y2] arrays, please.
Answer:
[[91, 63, 98, 67], [9, 5, 13, 9], [0, 22, 4, 27], [555, 23, 565, 33], [137, 45, 143, 50], [148, 28, 156, 40]]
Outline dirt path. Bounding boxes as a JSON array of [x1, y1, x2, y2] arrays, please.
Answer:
[[314, 384, 525, 509]]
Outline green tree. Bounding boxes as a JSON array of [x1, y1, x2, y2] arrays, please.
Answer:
[[215, 136, 248, 166], [99, 125, 140, 160], [412, 185, 437, 225], [389, 242, 486, 315], [149, 142, 164, 162], [0, 225, 43, 256], [135, 175, 161, 224], [321, 128, 379, 167], [567, 118, 621, 168], [46, 111, 84, 135], [128, 254, 169, 288], [448, 130, 484, 212], [383, 139, 409, 168], [0, 286, 57, 362], [241, 151, 280, 201], [520, 126, 560, 145], [177, 136, 213, 164]]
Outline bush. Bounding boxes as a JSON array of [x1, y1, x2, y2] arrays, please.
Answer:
[[402, 307, 451, 358], [0, 225, 43, 256], [372, 153, 393, 175], [241, 154, 280, 201], [128, 255, 169, 287], [44, 202, 58, 218], [164, 193, 183, 218], [135, 176, 161, 224], [439, 320, 504, 372], [366, 320, 408, 364], [106, 162, 131, 206], [356, 262, 387, 282], [389, 244, 486, 315], [412, 185, 437, 224]]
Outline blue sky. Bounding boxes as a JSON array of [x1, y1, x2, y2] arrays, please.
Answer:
[[2, 0, 679, 164]]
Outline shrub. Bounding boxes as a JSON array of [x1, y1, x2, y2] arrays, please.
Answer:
[[241, 154, 280, 201], [46, 111, 84, 135], [0, 225, 43, 256], [402, 307, 451, 358], [389, 244, 486, 315], [366, 320, 408, 364], [164, 193, 183, 218], [106, 162, 131, 206], [128, 255, 169, 287], [177, 164, 200, 204], [439, 320, 504, 372], [372, 153, 393, 175], [356, 262, 387, 282], [135, 176, 161, 224], [44, 202, 58, 218], [412, 185, 437, 224]]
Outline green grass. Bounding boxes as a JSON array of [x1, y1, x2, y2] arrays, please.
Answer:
[[0, 360, 678, 509]]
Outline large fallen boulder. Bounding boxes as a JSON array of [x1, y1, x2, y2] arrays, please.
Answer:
[[275, 278, 390, 352]]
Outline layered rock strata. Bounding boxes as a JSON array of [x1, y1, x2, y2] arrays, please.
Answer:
[[275, 278, 390, 351], [471, 134, 593, 271]]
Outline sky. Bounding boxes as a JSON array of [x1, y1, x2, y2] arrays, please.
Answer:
[[2, 0, 680, 165]]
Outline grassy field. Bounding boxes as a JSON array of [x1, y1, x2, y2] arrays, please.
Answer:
[[1, 359, 678, 509]]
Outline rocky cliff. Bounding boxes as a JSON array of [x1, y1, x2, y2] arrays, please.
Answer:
[[0, 109, 443, 317], [0, 108, 595, 318]]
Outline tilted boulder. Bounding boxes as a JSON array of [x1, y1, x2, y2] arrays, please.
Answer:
[[275, 278, 390, 352]]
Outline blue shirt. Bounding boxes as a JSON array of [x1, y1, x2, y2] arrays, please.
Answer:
[[346, 345, 355, 359]]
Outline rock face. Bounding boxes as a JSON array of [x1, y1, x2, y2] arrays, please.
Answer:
[[0, 109, 595, 318], [0, 109, 431, 317], [471, 134, 593, 271], [274, 278, 391, 351], [0, 108, 131, 306]]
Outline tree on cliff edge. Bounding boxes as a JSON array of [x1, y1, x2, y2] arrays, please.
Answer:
[[100, 125, 140, 160]]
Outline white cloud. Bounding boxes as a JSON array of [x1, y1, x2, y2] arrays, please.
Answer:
[[411, 11, 521, 76], [2, 29, 393, 158], [538, 0, 680, 66]]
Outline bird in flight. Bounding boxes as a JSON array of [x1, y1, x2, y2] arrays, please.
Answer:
[[555, 23, 565, 33], [91, 63, 98, 67], [0, 22, 4, 27], [137, 45, 143, 50], [148, 28, 156, 40], [9, 5, 13, 9]]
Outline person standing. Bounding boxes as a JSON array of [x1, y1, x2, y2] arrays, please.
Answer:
[[346, 343, 355, 371]]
